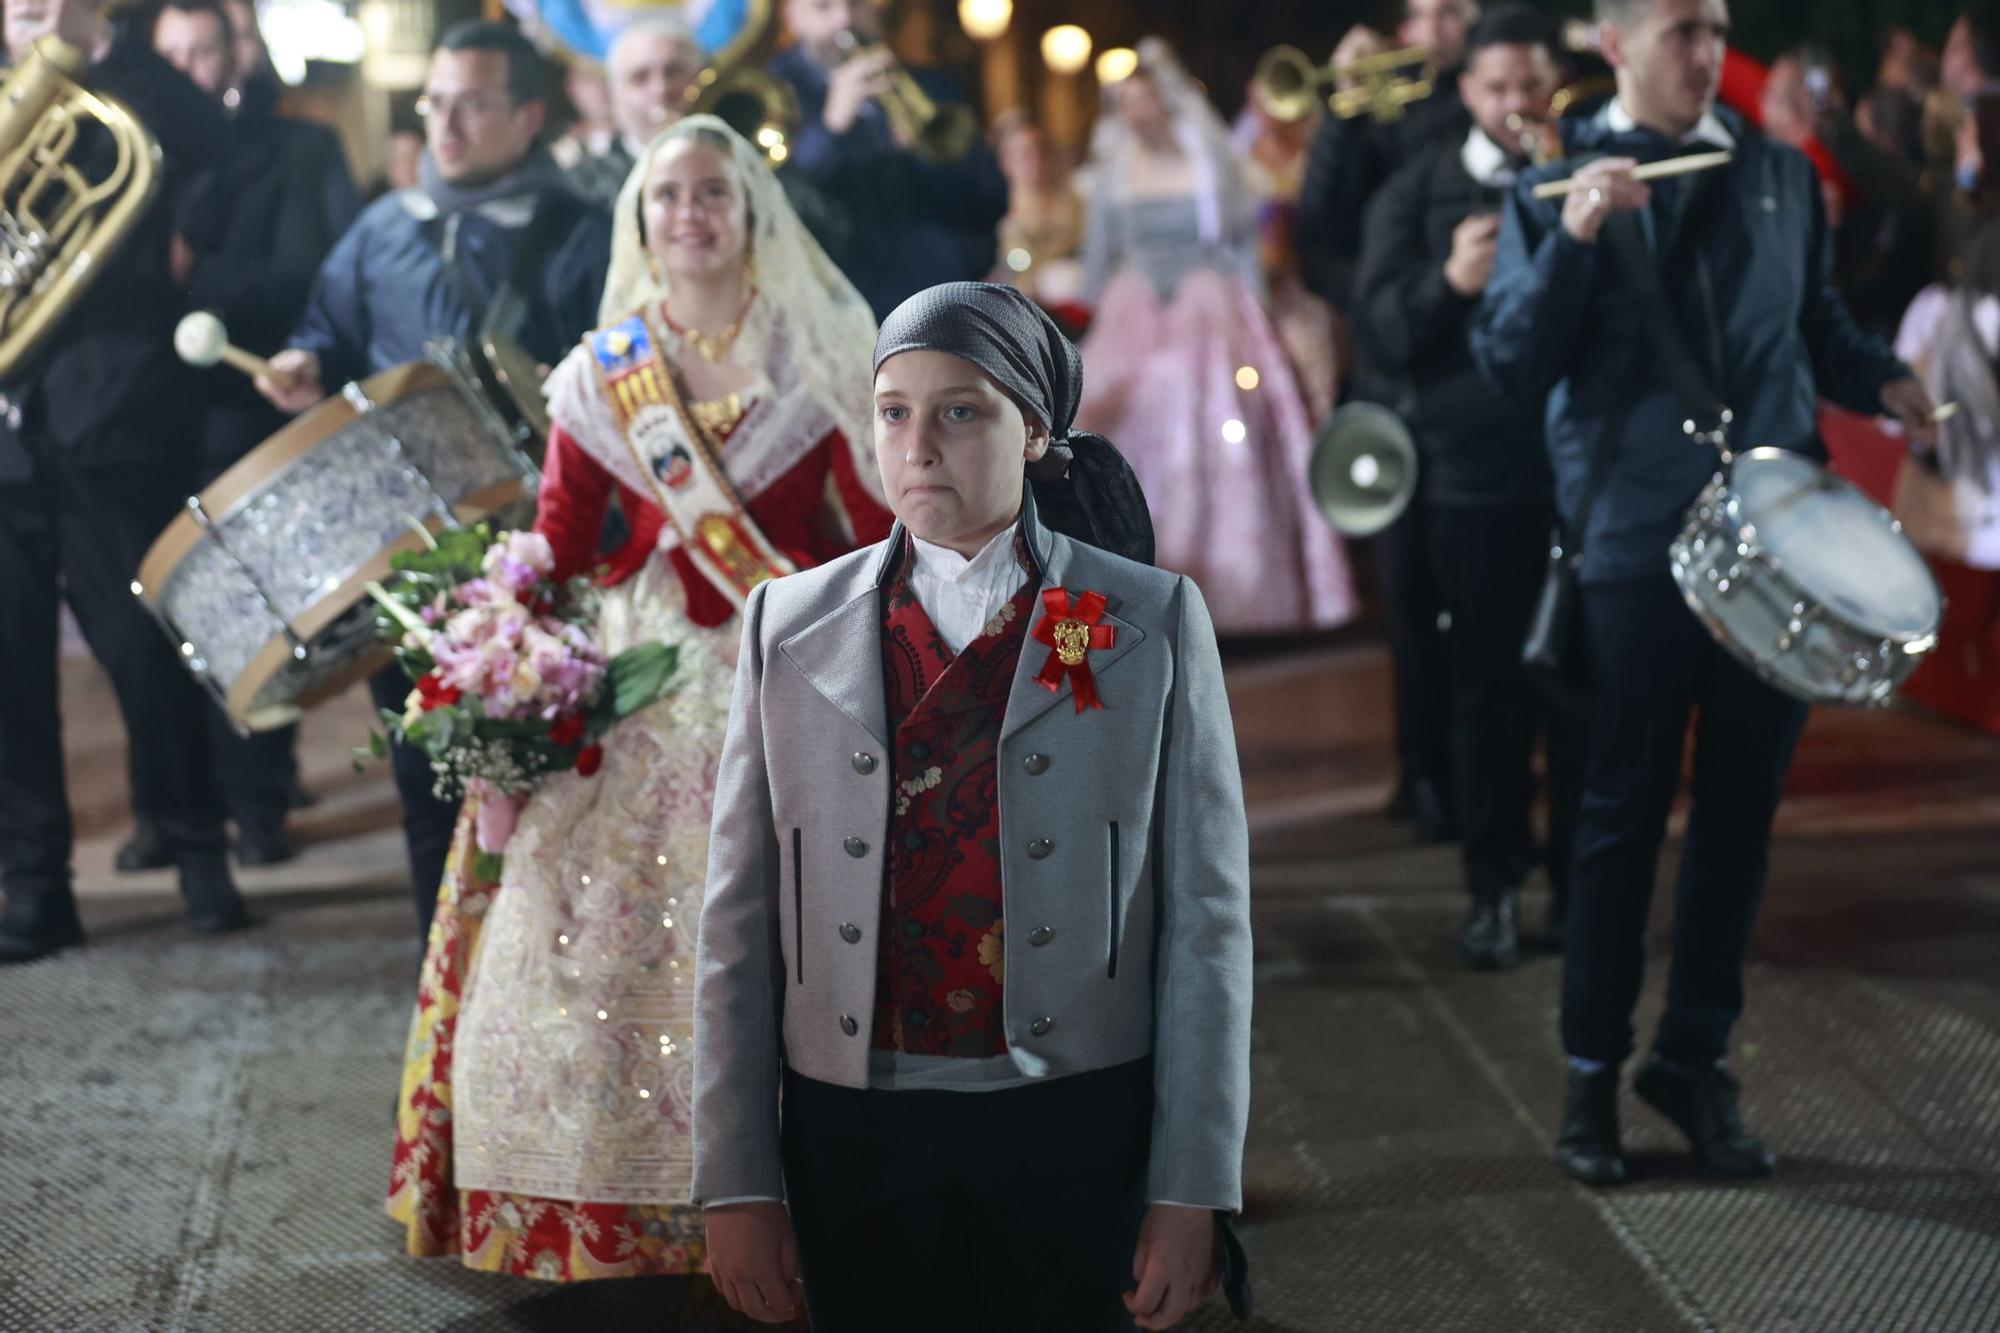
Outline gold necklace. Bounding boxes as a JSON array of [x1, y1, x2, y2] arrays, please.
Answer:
[[663, 291, 755, 364]]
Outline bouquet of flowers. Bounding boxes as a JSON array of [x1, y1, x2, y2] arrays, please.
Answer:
[[362, 524, 678, 851]]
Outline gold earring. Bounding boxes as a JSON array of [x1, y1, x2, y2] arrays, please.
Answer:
[[646, 252, 664, 284]]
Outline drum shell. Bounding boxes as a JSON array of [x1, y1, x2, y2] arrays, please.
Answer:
[[1668, 449, 1942, 707], [133, 348, 538, 731]]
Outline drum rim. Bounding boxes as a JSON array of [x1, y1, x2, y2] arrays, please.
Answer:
[[1719, 445, 1943, 645], [134, 359, 461, 600]]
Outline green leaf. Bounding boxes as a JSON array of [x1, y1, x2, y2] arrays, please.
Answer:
[[470, 850, 506, 884], [606, 643, 680, 718], [369, 728, 390, 759]]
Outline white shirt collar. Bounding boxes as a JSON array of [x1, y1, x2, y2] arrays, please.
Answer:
[[906, 522, 1027, 655], [1461, 127, 1519, 189], [1603, 97, 1736, 151]]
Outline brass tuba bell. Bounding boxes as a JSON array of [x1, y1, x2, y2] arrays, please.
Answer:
[[0, 37, 162, 377], [684, 0, 800, 165]]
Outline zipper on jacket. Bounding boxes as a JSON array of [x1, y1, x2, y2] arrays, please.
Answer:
[[792, 828, 803, 985], [1107, 820, 1121, 979]]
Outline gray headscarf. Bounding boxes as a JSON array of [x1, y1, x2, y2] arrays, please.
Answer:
[[873, 281, 1154, 565]]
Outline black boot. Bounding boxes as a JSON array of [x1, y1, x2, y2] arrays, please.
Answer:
[[1458, 887, 1520, 970], [179, 852, 253, 935], [0, 891, 86, 965], [235, 817, 297, 868], [114, 819, 174, 872], [1555, 1066, 1627, 1185], [1634, 1056, 1776, 1178]]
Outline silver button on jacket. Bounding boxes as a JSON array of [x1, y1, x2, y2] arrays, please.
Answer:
[[843, 836, 868, 857], [851, 752, 877, 774]]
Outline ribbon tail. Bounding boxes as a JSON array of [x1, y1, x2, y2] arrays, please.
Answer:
[[1067, 662, 1104, 712], [1034, 649, 1067, 694]]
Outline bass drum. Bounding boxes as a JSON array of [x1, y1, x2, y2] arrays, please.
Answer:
[[1669, 447, 1943, 706], [135, 342, 541, 732]]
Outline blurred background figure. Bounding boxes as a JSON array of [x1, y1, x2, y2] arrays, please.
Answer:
[[1236, 78, 1340, 421], [990, 110, 1087, 314], [566, 15, 707, 205], [768, 0, 1006, 317], [377, 124, 424, 196], [550, 54, 612, 168], [123, 0, 360, 871], [1074, 38, 1355, 636]]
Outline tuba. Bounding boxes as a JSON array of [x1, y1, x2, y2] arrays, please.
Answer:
[[684, 0, 799, 165], [0, 37, 161, 377]]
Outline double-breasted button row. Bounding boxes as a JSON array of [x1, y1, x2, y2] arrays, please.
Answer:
[[839, 922, 862, 944], [844, 836, 868, 857], [852, 752, 877, 774]]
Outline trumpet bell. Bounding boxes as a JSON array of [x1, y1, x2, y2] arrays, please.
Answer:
[[1253, 45, 1322, 124], [1308, 403, 1419, 537]]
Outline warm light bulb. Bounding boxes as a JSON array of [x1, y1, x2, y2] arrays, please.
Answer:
[[1042, 24, 1094, 76], [1095, 46, 1138, 85], [958, 0, 1012, 42]]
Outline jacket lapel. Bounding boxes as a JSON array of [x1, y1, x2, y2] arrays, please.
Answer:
[[999, 505, 1147, 740], [776, 541, 898, 748]]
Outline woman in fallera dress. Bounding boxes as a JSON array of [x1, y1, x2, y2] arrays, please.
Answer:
[[387, 115, 892, 1288], [1076, 37, 1356, 635]]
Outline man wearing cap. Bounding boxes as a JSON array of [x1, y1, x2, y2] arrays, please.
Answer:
[[691, 281, 1252, 1330]]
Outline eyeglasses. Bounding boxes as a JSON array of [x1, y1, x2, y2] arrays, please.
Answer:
[[414, 91, 514, 123]]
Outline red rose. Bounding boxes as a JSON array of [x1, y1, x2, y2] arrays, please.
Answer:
[[416, 673, 461, 710], [575, 743, 604, 777], [548, 714, 587, 747]]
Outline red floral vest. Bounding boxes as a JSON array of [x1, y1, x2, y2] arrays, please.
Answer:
[[871, 542, 1038, 1057]]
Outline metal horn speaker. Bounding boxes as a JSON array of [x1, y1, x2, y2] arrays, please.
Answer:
[[1308, 402, 1418, 537]]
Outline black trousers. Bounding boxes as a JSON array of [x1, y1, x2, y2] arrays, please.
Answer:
[[1374, 498, 1453, 800], [1429, 500, 1584, 902], [0, 461, 226, 937], [368, 665, 460, 934], [1560, 577, 1809, 1066], [782, 1060, 1155, 1332], [205, 709, 297, 828]]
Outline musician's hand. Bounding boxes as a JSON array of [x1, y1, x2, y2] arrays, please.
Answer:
[[1881, 376, 1940, 447], [705, 1202, 804, 1324], [1443, 212, 1502, 296], [169, 233, 196, 286], [824, 49, 896, 135], [1331, 25, 1390, 87], [256, 348, 324, 415], [1124, 1204, 1222, 1331], [1561, 157, 1650, 244]]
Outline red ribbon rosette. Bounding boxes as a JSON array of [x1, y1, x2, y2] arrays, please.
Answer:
[[1031, 587, 1116, 712]]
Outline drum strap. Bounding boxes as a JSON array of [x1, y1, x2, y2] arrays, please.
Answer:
[[589, 312, 796, 611]]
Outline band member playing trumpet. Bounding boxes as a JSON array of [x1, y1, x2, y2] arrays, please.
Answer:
[[768, 0, 1006, 318], [1355, 4, 1580, 972], [257, 20, 611, 934], [1472, 0, 1936, 1188], [0, 0, 251, 963]]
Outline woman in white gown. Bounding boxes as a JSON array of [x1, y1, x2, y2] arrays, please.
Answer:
[[388, 116, 892, 1288]]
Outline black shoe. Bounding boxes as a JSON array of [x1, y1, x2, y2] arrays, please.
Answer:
[[285, 779, 319, 811], [114, 820, 174, 872], [1555, 1066, 1627, 1185], [1634, 1056, 1777, 1178], [179, 853, 253, 935], [1458, 889, 1520, 970], [0, 923, 85, 965], [235, 820, 296, 868]]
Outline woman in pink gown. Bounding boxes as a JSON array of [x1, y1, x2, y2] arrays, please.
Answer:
[[1076, 37, 1356, 635]]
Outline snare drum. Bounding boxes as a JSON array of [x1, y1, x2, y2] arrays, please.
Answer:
[[135, 342, 540, 732], [1669, 447, 1943, 706]]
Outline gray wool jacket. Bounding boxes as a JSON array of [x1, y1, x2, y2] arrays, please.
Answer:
[[689, 492, 1253, 1212]]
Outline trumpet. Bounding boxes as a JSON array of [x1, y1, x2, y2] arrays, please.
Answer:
[[0, 37, 161, 377], [1253, 43, 1433, 125], [832, 28, 978, 162]]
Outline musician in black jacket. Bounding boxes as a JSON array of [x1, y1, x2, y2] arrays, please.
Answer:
[[1299, 0, 1477, 843], [1355, 5, 1579, 971], [109, 0, 360, 870], [0, 0, 248, 963]]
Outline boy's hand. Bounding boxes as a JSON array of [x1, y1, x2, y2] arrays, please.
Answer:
[[1124, 1203, 1222, 1330]]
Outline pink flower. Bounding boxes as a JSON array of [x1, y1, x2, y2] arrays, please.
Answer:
[[481, 531, 555, 597]]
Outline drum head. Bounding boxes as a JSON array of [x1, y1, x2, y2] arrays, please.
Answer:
[[1730, 449, 1940, 641]]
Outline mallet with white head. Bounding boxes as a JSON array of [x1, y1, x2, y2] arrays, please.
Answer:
[[174, 311, 283, 381]]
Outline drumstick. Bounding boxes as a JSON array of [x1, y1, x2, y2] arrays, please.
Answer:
[[174, 311, 281, 381], [1530, 151, 1733, 200]]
